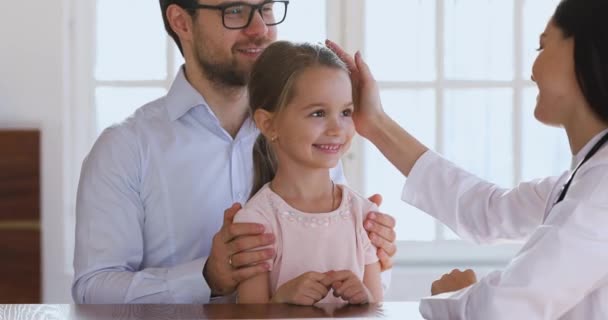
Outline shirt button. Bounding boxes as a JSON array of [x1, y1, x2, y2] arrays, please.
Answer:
[[237, 192, 243, 198]]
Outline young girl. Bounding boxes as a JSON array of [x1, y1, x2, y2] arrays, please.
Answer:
[[233, 41, 383, 305]]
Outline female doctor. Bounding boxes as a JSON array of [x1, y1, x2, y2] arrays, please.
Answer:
[[327, 0, 608, 318]]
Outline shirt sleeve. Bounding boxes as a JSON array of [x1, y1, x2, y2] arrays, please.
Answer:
[[72, 126, 211, 304], [418, 171, 608, 319], [402, 150, 560, 244]]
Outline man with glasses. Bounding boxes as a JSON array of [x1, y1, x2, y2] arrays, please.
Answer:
[[72, 0, 397, 304]]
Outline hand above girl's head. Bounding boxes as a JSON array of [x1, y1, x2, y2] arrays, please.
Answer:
[[325, 40, 389, 140]]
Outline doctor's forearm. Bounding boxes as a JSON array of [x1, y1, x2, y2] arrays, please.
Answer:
[[365, 114, 428, 177]]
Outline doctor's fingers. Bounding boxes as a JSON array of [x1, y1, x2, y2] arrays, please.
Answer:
[[229, 248, 275, 268], [449, 268, 477, 282], [325, 40, 359, 81], [353, 51, 377, 86]]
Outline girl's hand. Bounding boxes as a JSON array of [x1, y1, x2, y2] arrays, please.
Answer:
[[271, 272, 331, 305], [325, 40, 387, 139], [326, 270, 373, 304]]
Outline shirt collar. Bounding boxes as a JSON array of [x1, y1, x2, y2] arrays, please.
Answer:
[[166, 65, 208, 121], [571, 128, 608, 169]]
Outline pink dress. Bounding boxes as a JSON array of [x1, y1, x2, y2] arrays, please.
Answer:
[[234, 183, 379, 304]]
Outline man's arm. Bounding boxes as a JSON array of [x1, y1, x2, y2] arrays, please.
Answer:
[[72, 127, 210, 303]]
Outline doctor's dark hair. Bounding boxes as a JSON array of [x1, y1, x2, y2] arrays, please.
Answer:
[[248, 41, 349, 199], [553, 0, 608, 123], [159, 0, 198, 55]]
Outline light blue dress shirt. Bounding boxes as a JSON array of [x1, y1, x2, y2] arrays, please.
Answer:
[[72, 67, 347, 303]]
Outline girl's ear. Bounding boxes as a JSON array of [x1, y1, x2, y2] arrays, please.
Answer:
[[253, 109, 277, 139]]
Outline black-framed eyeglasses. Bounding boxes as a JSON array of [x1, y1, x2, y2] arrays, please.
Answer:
[[186, 1, 289, 30]]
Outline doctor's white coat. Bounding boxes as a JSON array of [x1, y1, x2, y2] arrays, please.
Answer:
[[403, 130, 608, 320]]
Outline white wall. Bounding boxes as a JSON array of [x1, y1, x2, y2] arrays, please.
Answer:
[[0, 0, 72, 302]]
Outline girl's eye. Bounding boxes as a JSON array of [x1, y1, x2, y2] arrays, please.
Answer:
[[311, 110, 325, 117], [342, 109, 353, 117]]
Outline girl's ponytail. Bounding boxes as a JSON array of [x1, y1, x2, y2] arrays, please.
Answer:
[[250, 134, 277, 199]]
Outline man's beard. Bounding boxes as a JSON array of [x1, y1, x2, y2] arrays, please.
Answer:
[[194, 42, 256, 88], [197, 51, 249, 87]]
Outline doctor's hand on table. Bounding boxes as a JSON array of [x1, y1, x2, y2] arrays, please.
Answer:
[[431, 269, 478, 295]]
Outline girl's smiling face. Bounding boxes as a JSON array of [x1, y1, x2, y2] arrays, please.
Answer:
[[271, 66, 355, 171]]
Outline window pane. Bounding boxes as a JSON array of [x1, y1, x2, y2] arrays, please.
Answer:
[[442, 89, 513, 240], [444, 0, 513, 80], [364, 90, 436, 241], [365, 0, 435, 81], [520, 87, 570, 181], [278, 0, 326, 42], [95, 87, 166, 133], [96, 0, 167, 80], [522, 0, 561, 78], [443, 89, 514, 186]]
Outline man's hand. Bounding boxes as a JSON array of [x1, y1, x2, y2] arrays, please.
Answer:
[[203, 203, 276, 296], [271, 272, 331, 305], [325, 270, 372, 304], [431, 269, 477, 295], [365, 194, 397, 271]]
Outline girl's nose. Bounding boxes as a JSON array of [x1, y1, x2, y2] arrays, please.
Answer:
[[326, 117, 343, 136]]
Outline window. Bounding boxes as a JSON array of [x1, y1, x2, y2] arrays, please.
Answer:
[[358, 0, 568, 248]]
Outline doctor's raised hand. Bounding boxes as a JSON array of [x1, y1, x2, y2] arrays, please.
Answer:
[[325, 40, 428, 177]]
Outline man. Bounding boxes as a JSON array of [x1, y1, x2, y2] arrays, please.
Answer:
[[72, 0, 397, 303]]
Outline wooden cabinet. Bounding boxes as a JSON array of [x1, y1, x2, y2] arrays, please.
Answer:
[[0, 130, 40, 303]]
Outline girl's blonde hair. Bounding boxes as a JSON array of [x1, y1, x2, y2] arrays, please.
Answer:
[[248, 41, 349, 199]]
